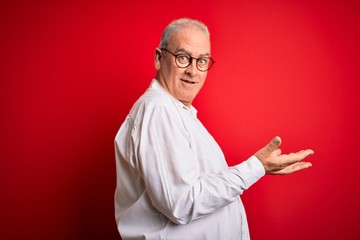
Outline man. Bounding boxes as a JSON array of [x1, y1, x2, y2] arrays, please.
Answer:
[[114, 18, 314, 239]]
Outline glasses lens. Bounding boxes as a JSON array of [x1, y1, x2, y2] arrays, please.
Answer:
[[197, 58, 209, 71], [176, 55, 190, 67], [198, 58, 214, 71]]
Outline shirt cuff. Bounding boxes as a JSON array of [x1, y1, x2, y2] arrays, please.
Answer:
[[233, 155, 266, 189]]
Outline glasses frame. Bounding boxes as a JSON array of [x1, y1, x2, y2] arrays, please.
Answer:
[[160, 48, 215, 72]]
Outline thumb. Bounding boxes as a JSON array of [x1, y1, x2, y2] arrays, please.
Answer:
[[266, 136, 281, 154], [255, 136, 282, 160]]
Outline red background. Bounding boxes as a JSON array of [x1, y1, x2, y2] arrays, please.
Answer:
[[1, 1, 359, 239]]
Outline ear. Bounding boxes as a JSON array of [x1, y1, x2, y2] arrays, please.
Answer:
[[154, 48, 161, 70]]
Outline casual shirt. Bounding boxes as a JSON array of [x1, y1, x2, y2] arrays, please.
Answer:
[[114, 79, 265, 239]]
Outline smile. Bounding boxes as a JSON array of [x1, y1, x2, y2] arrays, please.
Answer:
[[181, 79, 196, 84]]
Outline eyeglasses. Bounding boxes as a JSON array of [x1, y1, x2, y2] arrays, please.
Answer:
[[160, 48, 215, 72]]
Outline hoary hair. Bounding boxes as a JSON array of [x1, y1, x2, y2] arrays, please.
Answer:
[[159, 18, 210, 49]]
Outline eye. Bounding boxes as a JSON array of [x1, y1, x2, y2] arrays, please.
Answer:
[[197, 58, 209, 66], [177, 55, 190, 64]]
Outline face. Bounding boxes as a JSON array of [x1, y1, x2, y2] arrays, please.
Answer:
[[154, 27, 211, 107]]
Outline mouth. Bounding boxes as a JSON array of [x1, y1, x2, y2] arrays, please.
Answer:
[[181, 79, 196, 84]]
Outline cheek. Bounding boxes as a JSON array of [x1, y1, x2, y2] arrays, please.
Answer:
[[164, 62, 180, 77], [200, 73, 208, 83]]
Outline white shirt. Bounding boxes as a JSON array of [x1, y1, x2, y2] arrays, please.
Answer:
[[114, 79, 265, 240]]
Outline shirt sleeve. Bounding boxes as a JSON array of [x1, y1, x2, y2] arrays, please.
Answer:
[[132, 101, 265, 225]]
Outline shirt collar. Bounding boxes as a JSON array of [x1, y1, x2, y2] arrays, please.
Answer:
[[150, 79, 198, 115]]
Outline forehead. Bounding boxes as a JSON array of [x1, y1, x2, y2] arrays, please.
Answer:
[[168, 27, 211, 55]]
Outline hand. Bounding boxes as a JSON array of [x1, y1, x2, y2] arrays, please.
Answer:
[[254, 136, 314, 175]]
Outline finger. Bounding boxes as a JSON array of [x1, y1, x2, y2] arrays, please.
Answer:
[[270, 162, 312, 175], [272, 148, 282, 156], [293, 149, 314, 161], [288, 162, 312, 172], [278, 149, 314, 165], [255, 136, 282, 161], [264, 136, 282, 154]]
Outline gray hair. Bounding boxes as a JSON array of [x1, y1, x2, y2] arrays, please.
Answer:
[[159, 18, 210, 49]]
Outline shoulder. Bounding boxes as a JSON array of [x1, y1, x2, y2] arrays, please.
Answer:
[[129, 85, 179, 121]]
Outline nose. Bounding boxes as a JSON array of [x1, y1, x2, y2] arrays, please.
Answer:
[[185, 60, 198, 76]]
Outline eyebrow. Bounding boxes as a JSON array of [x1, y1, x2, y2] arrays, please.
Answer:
[[175, 48, 211, 58]]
